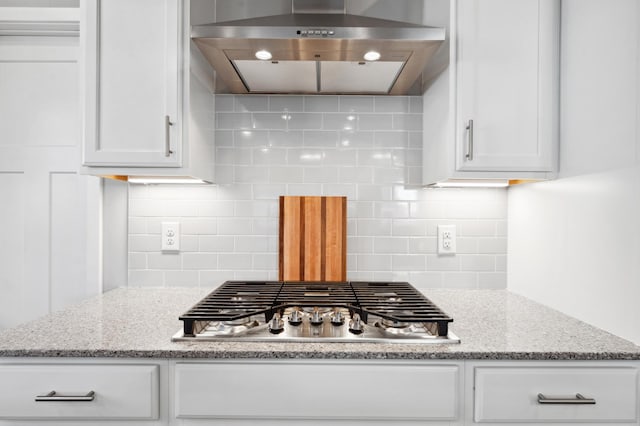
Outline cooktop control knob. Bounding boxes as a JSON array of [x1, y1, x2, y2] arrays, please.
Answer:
[[268, 313, 285, 334], [310, 307, 324, 326], [348, 313, 364, 335], [330, 309, 344, 326], [288, 308, 302, 326]]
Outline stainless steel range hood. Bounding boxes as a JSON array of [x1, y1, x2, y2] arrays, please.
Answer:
[[191, 1, 445, 95]]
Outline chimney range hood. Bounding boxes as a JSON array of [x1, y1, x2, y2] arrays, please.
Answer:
[[191, 1, 445, 95]]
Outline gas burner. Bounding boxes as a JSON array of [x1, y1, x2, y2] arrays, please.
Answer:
[[175, 281, 458, 343]]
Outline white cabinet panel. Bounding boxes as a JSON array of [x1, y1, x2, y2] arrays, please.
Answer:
[[83, 0, 181, 167], [474, 366, 639, 423], [0, 364, 159, 420], [176, 361, 460, 421]]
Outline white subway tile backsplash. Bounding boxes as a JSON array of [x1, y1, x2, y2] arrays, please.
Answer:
[[128, 95, 507, 290]]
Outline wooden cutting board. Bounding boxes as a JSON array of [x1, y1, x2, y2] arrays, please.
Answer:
[[279, 196, 347, 282]]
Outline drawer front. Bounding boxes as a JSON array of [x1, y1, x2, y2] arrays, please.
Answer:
[[474, 367, 638, 423], [0, 364, 159, 420], [176, 362, 459, 420]]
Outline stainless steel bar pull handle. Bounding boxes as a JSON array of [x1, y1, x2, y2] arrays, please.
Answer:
[[465, 119, 474, 161], [35, 390, 96, 402], [537, 393, 596, 405], [165, 115, 174, 157]]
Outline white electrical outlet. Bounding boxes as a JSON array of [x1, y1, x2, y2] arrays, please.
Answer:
[[162, 222, 180, 252], [437, 225, 456, 255]]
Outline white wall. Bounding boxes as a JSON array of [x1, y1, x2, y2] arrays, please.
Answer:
[[507, 0, 640, 344], [0, 32, 101, 329], [128, 95, 508, 292]]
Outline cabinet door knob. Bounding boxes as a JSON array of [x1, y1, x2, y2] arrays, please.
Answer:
[[465, 119, 474, 161], [165, 115, 174, 157], [35, 390, 96, 402], [537, 393, 596, 405]]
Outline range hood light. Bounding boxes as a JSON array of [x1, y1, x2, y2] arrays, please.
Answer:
[[255, 49, 272, 60], [363, 51, 381, 61]]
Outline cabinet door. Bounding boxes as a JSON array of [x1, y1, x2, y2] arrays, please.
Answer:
[[456, 0, 558, 172], [83, 0, 181, 167]]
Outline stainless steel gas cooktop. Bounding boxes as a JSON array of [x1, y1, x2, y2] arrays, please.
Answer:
[[172, 281, 460, 344]]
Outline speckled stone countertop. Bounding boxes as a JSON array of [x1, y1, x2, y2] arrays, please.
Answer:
[[0, 287, 638, 360]]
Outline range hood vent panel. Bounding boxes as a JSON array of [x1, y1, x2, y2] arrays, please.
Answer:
[[192, 11, 445, 95], [234, 60, 317, 93], [320, 61, 404, 94]]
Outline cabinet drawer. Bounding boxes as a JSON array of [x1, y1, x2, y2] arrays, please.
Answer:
[[176, 361, 459, 420], [0, 364, 159, 420], [474, 367, 638, 423]]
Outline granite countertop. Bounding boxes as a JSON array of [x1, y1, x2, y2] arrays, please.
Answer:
[[0, 287, 638, 360]]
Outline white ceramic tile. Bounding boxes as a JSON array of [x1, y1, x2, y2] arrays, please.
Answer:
[[128, 270, 164, 287], [303, 130, 339, 147], [357, 184, 392, 201], [478, 238, 508, 254], [408, 237, 437, 254], [128, 253, 147, 270], [478, 272, 507, 289], [461, 255, 495, 272], [409, 96, 423, 113], [495, 255, 507, 272], [253, 183, 287, 200], [180, 218, 217, 235], [183, 253, 218, 269], [235, 236, 269, 252], [393, 113, 422, 131], [286, 183, 323, 196], [270, 167, 304, 183], [198, 235, 235, 253], [408, 272, 444, 289], [217, 183, 253, 200], [392, 254, 425, 271], [164, 200, 199, 217], [339, 130, 373, 148], [128, 217, 147, 234], [214, 165, 234, 183], [392, 185, 420, 201], [180, 236, 200, 252], [339, 167, 374, 184], [357, 254, 391, 271], [234, 166, 269, 183], [322, 183, 357, 198], [234, 200, 278, 217], [374, 131, 408, 148], [164, 270, 199, 287], [357, 219, 391, 236], [323, 113, 358, 131], [374, 96, 409, 113], [322, 149, 357, 166], [456, 237, 479, 254], [215, 130, 233, 146], [147, 253, 181, 270], [253, 218, 278, 235], [304, 96, 338, 112], [392, 219, 428, 236], [234, 95, 268, 112], [197, 200, 235, 217], [339, 96, 374, 112], [442, 272, 478, 289], [287, 148, 325, 166], [217, 218, 254, 235], [216, 112, 252, 129], [129, 199, 164, 217], [269, 96, 303, 112], [357, 149, 393, 167], [199, 271, 233, 288], [287, 113, 323, 130], [268, 130, 303, 147], [373, 168, 405, 185], [253, 112, 288, 130], [129, 235, 161, 252], [253, 253, 277, 270], [426, 254, 460, 271], [409, 200, 446, 218], [358, 114, 393, 131], [408, 131, 422, 148], [214, 95, 234, 112], [373, 237, 408, 254], [460, 221, 497, 236], [348, 201, 374, 218], [373, 201, 409, 218], [218, 253, 253, 270], [304, 167, 339, 184], [347, 236, 374, 254], [234, 129, 269, 147]]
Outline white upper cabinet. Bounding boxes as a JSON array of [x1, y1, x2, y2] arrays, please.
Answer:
[[82, 0, 180, 167], [81, 0, 215, 181], [423, 0, 560, 185]]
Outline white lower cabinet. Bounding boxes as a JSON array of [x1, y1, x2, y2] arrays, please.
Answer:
[[467, 362, 640, 425], [0, 359, 168, 426], [172, 360, 463, 425]]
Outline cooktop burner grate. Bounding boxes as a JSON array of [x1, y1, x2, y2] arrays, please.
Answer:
[[179, 281, 453, 338]]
